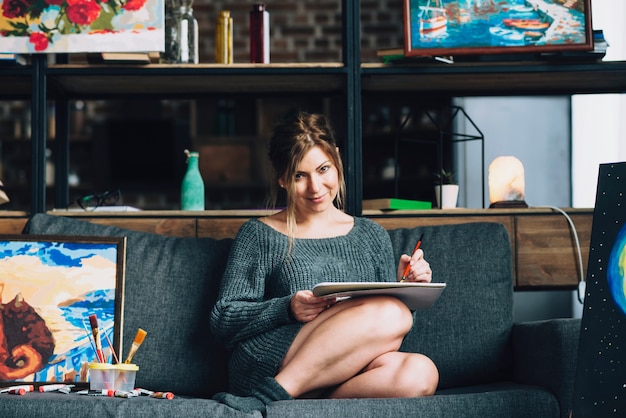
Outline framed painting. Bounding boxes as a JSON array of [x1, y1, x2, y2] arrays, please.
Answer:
[[0, 235, 126, 385], [403, 0, 593, 57], [0, 0, 163, 53]]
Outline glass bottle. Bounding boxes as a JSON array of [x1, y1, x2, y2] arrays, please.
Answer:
[[215, 10, 233, 64], [249, 4, 270, 63], [179, 0, 199, 64], [161, 0, 180, 63], [181, 149, 205, 210]]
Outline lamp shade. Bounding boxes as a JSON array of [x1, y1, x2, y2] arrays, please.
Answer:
[[488, 156, 528, 208]]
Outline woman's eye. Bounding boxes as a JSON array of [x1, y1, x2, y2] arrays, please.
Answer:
[[320, 165, 330, 173]]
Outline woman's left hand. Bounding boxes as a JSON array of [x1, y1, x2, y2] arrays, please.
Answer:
[[290, 290, 337, 323], [397, 249, 432, 283]]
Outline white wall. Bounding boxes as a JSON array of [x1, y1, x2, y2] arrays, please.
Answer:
[[570, 1, 626, 317], [572, 1, 626, 207], [453, 96, 571, 209]]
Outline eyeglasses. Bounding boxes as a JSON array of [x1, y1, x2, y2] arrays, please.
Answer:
[[76, 189, 121, 211]]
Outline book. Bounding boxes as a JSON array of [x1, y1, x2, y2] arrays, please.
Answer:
[[375, 48, 453, 65], [312, 281, 446, 310], [376, 48, 405, 64], [87, 53, 152, 64], [363, 198, 432, 211], [0, 53, 27, 66], [376, 48, 404, 57]]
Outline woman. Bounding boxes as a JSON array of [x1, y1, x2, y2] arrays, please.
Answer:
[[210, 112, 438, 412]]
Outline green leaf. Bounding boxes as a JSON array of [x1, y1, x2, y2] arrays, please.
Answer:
[[90, 7, 116, 30]]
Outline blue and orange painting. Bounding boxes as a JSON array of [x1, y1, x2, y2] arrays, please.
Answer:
[[408, 0, 589, 51], [0, 239, 121, 383], [608, 224, 626, 316]]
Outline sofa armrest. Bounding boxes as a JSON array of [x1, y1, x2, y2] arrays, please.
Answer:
[[512, 318, 580, 418]]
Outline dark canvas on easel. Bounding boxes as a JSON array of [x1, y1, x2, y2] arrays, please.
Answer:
[[572, 162, 626, 417]]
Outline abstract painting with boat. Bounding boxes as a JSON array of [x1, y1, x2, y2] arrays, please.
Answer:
[[403, 0, 593, 57]]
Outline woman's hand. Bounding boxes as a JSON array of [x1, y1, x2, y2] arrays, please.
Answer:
[[397, 249, 432, 283], [290, 290, 336, 323]]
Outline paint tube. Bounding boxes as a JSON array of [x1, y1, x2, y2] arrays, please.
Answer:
[[39, 384, 75, 393], [150, 391, 174, 400], [0, 385, 34, 394], [76, 389, 109, 396], [108, 389, 139, 398]]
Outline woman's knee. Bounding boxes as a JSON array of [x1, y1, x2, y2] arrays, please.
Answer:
[[358, 296, 414, 336], [396, 354, 439, 397]]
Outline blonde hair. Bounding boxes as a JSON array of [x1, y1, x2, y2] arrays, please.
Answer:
[[267, 112, 346, 251]]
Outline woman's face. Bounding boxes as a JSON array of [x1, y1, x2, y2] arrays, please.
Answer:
[[285, 145, 339, 215]]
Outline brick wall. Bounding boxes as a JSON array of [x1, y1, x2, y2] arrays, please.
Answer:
[[192, 0, 405, 63]]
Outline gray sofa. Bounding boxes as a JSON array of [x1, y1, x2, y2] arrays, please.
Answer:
[[0, 213, 579, 417]]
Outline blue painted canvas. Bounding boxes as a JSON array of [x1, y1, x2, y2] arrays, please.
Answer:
[[0, 236, 125, 384]]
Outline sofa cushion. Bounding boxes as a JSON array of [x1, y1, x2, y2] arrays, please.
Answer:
[[23, 213, 233, 398], [387, 222, 513, 389], [267, 383, 558, 418], [0, 393, 259, 418]]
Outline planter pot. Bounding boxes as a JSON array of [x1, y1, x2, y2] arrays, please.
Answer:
[[434, 184, 459, 209]]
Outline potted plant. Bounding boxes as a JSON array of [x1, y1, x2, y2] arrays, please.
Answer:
[[434, 169, 459, 209]]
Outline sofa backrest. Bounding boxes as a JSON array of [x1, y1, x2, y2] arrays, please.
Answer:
[[388, 222, 514, 389], [24, 214, 514, 395]]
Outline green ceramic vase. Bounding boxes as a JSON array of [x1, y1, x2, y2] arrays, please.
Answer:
[[181, 149, 205, 210]]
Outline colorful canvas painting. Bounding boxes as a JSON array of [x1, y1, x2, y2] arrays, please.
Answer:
[[0, 235, 125, 384], [572, 162, 626, 417], [404, 0, 592, 57], [0, 0, 163, 53]]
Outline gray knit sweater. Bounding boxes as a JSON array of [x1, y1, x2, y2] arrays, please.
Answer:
[[209, 216, 396, 396]]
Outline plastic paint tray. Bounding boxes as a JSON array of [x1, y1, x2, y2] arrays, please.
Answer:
[[88, 363, 139, 392]]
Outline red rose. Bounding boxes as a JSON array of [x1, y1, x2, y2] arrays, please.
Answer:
[[45, 0, 65, 5], [122, 0, 147, 11], [29, 32, 49, 52], [66, 0, 101, 25], [2, 0, 30, 18]]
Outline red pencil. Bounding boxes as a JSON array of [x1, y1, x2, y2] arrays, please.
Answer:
[[401, 233, 424, 282]]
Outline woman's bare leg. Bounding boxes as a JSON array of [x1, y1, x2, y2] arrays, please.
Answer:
[[275, 296, 417, 398], [328, 351, 439, 398]]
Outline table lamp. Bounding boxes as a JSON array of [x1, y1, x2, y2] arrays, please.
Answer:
[[488, 156, 528, 208]]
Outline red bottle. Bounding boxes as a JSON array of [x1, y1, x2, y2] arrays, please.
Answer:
[[249, 4, 270, 63]]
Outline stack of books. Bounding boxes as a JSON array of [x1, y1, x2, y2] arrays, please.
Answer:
[[363, 198, 432, 211]]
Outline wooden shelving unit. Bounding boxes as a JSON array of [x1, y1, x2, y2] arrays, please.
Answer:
[[1, 1, 626, 215]]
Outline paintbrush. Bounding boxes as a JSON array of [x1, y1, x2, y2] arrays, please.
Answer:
[[88, 314, 105, 363], [104, 332, 119, 364], [124, 328, 147, 364]]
